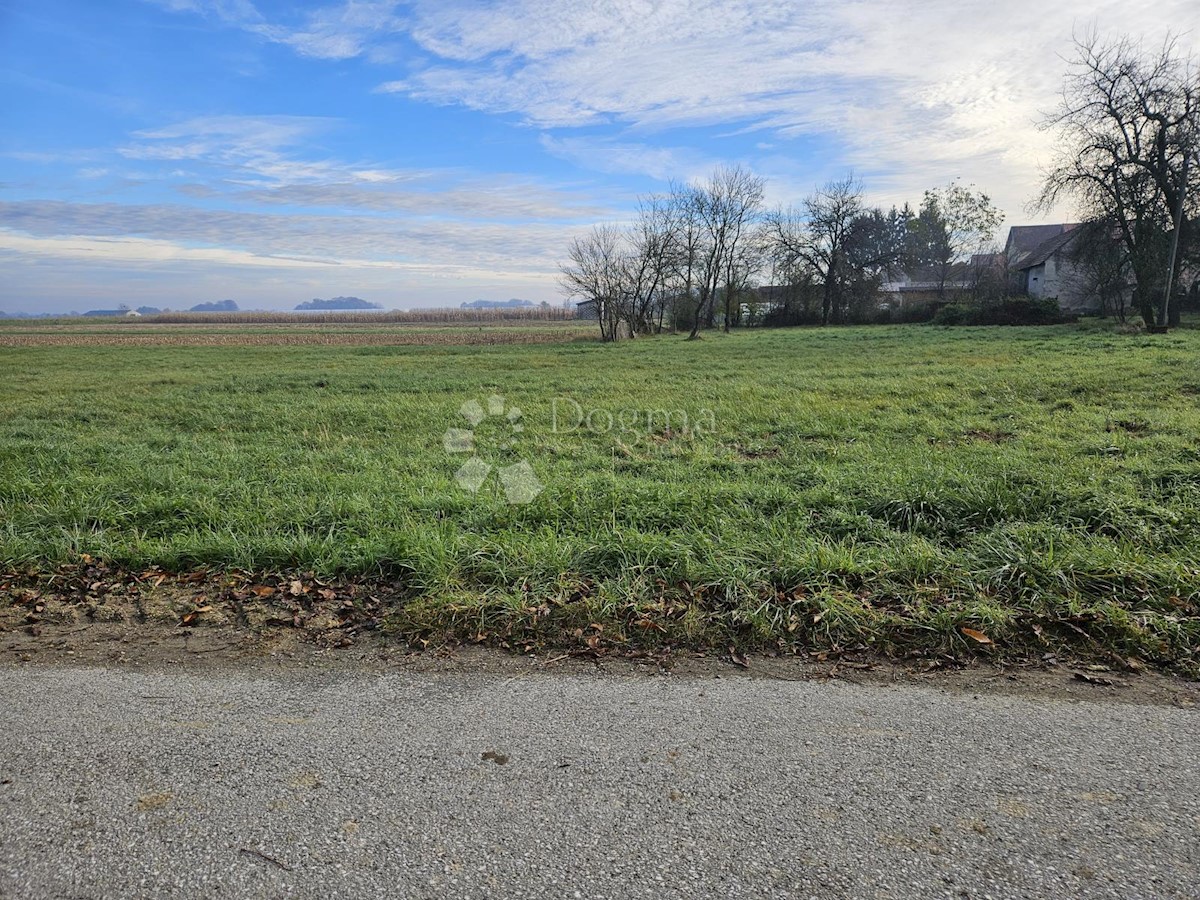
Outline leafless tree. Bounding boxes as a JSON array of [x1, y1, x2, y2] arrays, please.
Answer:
[[623, 194, 682, 336], [685, 165, 766, 337], [1067, 219, 1133, 320], [765, 176, 864, 324], [1038, 31, 1200, 325], [559, 225, 625, 342]]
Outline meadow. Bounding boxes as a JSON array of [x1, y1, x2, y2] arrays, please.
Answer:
[[1, 321, 1198, 666]]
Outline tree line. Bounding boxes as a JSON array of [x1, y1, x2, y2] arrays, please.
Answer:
[[561, 31, 1200, 339], [560, 168, 1001, 341]]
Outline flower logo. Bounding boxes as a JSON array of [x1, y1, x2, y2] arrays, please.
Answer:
[[443, 394, 543, 504]]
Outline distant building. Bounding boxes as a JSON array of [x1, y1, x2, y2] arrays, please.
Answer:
[[882, 262, 987, 301], [575, 299, 600, 320], [1004, 224, 1101, 312]]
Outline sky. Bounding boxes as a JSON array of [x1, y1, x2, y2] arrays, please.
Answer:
[[1, 1, 1197, 314]]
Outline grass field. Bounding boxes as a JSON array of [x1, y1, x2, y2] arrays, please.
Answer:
[[2, 321, 1198, 666]]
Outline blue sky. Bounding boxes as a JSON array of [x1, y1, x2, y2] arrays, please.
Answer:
[[1, 0, 1194, 313]]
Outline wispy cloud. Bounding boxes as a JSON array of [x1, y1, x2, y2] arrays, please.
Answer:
[[118, 115, 403, 186], [539, 135, 714, 183], [146, 0, 404, 60], [254, 1, 404, 60], [0, 198, 586, 273]]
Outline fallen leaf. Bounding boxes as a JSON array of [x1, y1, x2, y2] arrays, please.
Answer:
[[180, 604, 213, 626], [961, 627, 993, 644], [1074, 672, 1115, 686], [728, 645, 750, 668]]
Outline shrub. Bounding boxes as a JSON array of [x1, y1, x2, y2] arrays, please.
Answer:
[[931, 304, 971, 326], [934, 296, 1070, 327], [762, 306, 822, 327]]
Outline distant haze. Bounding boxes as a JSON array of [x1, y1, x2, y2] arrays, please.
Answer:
[[295, 297, 382, 311]]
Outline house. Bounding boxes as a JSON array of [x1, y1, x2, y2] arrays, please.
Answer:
[[1004, 223, 1100, 312]]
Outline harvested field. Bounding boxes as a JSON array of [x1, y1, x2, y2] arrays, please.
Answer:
[[0, 323, 597, 347]]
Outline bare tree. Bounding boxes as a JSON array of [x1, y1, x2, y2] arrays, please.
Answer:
[[909, 181, 1003, 300], [686, 165, 765, 337], [559, 225, 625, 342], [765, 176, 864, 325], [623, 194, 681, 336], [1038, 31, 1200, 325], [1067, 219, 1133, 320]]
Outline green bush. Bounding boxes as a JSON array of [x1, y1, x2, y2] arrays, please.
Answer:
[[934, 296, 1069, 327], [931, 304, 971, 326]]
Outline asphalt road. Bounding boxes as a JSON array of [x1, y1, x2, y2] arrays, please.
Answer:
[[0, 665, 1197, 899]]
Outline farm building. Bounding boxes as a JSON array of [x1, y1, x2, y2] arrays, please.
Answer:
[[1003, 223, 1099, 311], [574, 299, 600, 320]]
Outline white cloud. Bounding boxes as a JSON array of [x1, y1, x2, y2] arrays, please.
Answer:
[[110, 114, 615, 220], [539, 135, 713, 183], [385, 0, 1199, 218], [0, 231, 560, 311]]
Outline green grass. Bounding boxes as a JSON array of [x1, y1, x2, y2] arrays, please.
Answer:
[[2, 323, 1199, 664]]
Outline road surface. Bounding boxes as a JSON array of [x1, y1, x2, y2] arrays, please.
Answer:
[[1, 663, 1197, 899]]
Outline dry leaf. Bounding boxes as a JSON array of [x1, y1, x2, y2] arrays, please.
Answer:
[[961, 627, 992, 644], [1074, 672, 1114, 686]]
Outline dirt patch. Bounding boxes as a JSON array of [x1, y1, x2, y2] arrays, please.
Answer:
[[963, 428, 1014, 443], [4, 560, 1197, 687], [3, 619, 1197, 707]]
